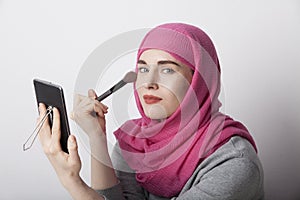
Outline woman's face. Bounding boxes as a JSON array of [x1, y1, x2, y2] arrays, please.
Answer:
[[136, 49, 193, 120]]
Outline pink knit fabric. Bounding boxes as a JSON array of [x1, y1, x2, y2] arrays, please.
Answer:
[[114, 23, 257, 198]]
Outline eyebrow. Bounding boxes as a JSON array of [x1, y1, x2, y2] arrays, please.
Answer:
[[137, 59, 181, 67]]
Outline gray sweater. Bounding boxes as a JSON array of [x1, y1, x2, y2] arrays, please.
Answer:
[[96, 136, 264, 200]]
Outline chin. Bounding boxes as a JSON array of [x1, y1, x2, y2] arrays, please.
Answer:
[[144, 104, 168, 120]]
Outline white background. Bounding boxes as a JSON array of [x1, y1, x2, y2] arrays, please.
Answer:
[[0, 0, 299, 199]]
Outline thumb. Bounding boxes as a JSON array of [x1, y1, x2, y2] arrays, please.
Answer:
[[88, 89, 97, 99], [67, 135, 81, 164], [69, 111, 75, 120]]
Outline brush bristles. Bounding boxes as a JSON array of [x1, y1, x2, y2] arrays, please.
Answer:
[[122, 71, 137, 83]]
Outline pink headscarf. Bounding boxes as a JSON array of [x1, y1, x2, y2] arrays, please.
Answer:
[[114, 23, 257, 198]]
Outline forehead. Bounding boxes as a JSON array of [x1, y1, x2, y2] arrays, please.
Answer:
[[139, 49, 177, 63]]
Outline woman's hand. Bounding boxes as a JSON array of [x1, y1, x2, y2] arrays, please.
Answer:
[[38, 103, 82, 189], [70, 89, 108, 139]]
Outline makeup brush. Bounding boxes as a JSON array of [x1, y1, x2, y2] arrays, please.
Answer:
[[96, 71, 137, 102]]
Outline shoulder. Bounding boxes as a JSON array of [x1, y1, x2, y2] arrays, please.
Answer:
[[199, 136, 262, 171], [179, 136, 264, 199]]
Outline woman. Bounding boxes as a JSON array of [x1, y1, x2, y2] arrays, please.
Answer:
[[38, 23, 264, 199]]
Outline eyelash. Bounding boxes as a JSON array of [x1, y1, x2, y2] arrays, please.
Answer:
[[138, 67, 149, 73], [138, 66, 175, 74], [163, 68, 175, 73]]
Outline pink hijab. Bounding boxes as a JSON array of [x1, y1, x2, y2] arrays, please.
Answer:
[[114, 23, 257, 198]]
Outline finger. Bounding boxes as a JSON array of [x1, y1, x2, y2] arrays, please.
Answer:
[[94, 101, 108, 117], [73, 94, 93, 111], [75, 94, 95, 109], [78, 95, 94, 107], [73, 93, 87, 109], [88, 89, 97, 99], [99, 101, 109, 110], [38, 103, 47, 121], [50, 107, 62, 152], [69, 111, 75, 120], [77, 97, 95, 114], [67, 135, 81, 165], [94, 106, 104, 117], [38, 103, 51, 144], [94, 100, 108, 111], [71, 100, 96, 123], [71, 94, 91, 120]]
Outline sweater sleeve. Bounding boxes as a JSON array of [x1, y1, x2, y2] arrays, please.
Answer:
[[95, 182, 125, 200], [96, 143, 146, 200]]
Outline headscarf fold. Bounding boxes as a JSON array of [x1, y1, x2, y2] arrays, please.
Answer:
[[114, 23, 257, 198]]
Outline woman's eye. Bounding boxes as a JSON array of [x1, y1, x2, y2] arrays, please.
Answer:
[[138, 67, 149, 73], [162, 68, 175, 74]]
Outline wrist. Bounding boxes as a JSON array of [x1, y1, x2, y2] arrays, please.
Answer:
[[61, 174, 84, 192], [89, 126, 106, 138], [62, 174, 105, 200], [89, 133, 107, 148]]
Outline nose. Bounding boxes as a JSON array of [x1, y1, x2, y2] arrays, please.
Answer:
[[142, 68, 159, 90], [145, 82, 159, 90]]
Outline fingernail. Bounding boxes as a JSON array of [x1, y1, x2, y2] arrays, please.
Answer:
[[69, 136, 76, 147], [38, 104, 42, 112], [69, 112, 74, 119]]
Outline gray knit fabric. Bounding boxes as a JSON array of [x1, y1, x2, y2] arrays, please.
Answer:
[[96, 136, 264, 200]]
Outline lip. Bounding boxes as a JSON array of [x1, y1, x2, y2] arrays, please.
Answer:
[[143, 95, 162, 104]]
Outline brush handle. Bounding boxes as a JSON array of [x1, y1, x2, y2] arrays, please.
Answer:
[[96, 80, 127, 101]]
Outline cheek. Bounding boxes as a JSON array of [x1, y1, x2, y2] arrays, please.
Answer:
[[136, 88, 144, 103], [158, 69, 191, 97], [161, 79, 190, 103], [163, 92, 180, 112], [135, 75, 143, 89]]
